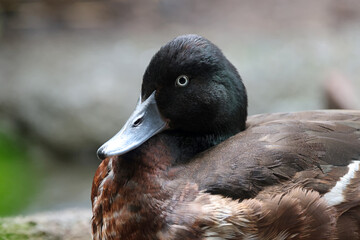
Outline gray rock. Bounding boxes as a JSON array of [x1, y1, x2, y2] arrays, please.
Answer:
[[0, 209, 92, 240]]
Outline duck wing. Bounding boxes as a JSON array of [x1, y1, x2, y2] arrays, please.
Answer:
[[181, 110, 360, 200]]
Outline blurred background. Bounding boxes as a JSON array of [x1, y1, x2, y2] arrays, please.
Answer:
[[0, 0, 360, 217]]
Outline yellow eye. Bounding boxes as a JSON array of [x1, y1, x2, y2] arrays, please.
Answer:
[[175, 75, 189, 87]]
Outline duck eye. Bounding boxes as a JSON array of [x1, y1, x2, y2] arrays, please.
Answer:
[[175, 75, 189, 87]]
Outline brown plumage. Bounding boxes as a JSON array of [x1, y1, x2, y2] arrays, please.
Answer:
[[92, 110, 360, 240], [169, 188, 336, 240]]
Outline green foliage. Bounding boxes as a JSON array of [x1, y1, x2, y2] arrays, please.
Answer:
[[0, 131, 37, 216]]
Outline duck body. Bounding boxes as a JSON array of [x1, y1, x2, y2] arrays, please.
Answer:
[[92, 35, 360, 239], [92, 110, 360, 240]]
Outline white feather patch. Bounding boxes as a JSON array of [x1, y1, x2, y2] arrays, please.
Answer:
[[323, 160, 360, 206]]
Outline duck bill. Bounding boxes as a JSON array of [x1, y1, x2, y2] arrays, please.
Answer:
[[97, 91, 168, 160]]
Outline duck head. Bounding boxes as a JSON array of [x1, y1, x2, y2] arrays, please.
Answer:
[[97, 34, 247, 160]]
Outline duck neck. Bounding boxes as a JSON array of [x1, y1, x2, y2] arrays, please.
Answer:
[[163, 130, 234, 165]]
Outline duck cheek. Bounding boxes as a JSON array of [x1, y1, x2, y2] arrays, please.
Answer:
[[156, 89, 217, 132], [170, 104, 217, 132]]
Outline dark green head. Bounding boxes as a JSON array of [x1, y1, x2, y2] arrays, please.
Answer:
[[143, 34, 247, 135], [97, 35, 247, 160]]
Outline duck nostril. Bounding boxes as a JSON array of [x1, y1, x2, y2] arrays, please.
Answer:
[[133, 117, 143, 127]]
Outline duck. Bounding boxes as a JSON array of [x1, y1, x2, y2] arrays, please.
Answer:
[[92, 34, 360, 239]]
